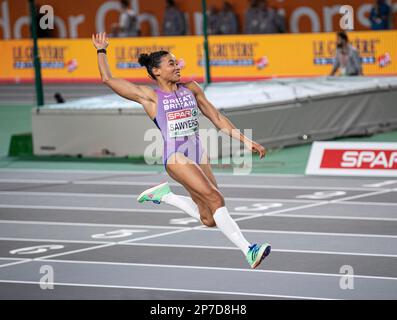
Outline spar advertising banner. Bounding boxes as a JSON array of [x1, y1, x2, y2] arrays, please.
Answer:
[[306, 142, 397, 177], [0, 31, 396, 83], [1, 0, 396, 38]]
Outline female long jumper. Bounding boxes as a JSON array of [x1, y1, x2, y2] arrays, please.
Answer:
[[93, 32, 271, 269]]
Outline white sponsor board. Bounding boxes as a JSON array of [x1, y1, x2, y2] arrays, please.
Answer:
[[306, 142, 397, 177]]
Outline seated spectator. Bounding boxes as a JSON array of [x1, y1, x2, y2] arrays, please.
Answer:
[[257, 0, 285, 34], [114, 0, 139, 37], [330, 31, 363, 76], [163, 0, 186, 36], [370, 0, 391, 30], [244, 0, 262, 34], [218, 2, 238, 35], [207, 5, 220, 35]]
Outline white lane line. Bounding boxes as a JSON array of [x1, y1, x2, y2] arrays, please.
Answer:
[[0, 205, 255, 216], [0, 191, 138, 198], [363, 181, 397, 188], [202, 228, 397, 239], [269, 248, 397, 258], [0, 205, 188, 214], [34, 259, 397, 281], [215, 172, 306, 177], [272, 213, 397, 222], [0, 178, 387, 192], [330, 189, 394, 203], [0, 192, 320, 203], [0, 280, 328, 300], [0, 229, 193, 271], [1, 219, 397, 240], [0, 168, 304, 178], [228, 202, 328, 223], [3, 204, 397, 220], [0, 176, 382, 192], [6, 168, 387, 183], [1, 230, 397, 258], [0, 237, 109, 244], [0, 179, 69, 184], [73, 180, 382, 191], [2, 232, 396, 258], [31, 243, 115, 261], [1, 219, 396, 239], [0, 199, 395, 212], [0, 257, 28, 261], [0, 191, 394, 207], [0, 219, 186, 230], [72, 181, 170, 186], [0, 233, 191, 247], [0, 169, 162, 175], [121, 242, 397, 258], [341, 201, 397, 207], [0, 260, 32, 269], [30, 229, 191, 262], [0, 168, 391, 185], [1, 235, 397, 258], [225, 197, 316, 203], [118, 229, 192, 244], [222, 189, 395, 226], [217, 183, 380, 191]]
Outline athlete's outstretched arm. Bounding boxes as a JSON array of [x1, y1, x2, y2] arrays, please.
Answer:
[[92, 32, 156, 117], [186, 81, 266, 159]]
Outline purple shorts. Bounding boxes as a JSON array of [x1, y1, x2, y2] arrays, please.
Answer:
[[163, 134, 205, 168]]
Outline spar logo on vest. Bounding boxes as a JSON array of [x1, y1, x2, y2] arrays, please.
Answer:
[[166, 108, 199, 138]]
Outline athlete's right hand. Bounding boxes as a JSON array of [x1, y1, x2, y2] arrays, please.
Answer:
[[92, 32, 109, 50]]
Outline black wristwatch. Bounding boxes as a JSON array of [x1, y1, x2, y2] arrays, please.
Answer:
[[97, 49, 107, 54]]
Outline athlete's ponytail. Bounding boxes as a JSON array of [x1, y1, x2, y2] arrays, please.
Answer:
[[138, 51, 169, 80], [138, 53, 151, 67]]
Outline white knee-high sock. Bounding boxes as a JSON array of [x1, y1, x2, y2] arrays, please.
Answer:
[[213, 206, 251, 255], [161, 192, 201, 221]]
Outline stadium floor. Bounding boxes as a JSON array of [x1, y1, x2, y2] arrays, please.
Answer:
[[0, 168, 396, 300]]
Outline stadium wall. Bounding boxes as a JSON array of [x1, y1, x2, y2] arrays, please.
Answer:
[[1, 0, 396, 38]]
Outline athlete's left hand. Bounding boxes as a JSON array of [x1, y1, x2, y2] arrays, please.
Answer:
[[246, 141, 266, 159], [92, 32, 109, 50]]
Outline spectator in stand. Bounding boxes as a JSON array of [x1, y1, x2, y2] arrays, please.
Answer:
[[163, 0, 186, 36], [330, 31, 363, 76], [244, 0, 262, 34], [110, 0, 139, 37], [207, 5, 220, 35], [369, 0, 391, 30], [257, 0, 285, 34], [218, 2, 239, 35], [119, 0, 139, 37]]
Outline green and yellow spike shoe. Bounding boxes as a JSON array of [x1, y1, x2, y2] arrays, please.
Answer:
[[246, 243, 271, 269], [137, 182, 171, 204]]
